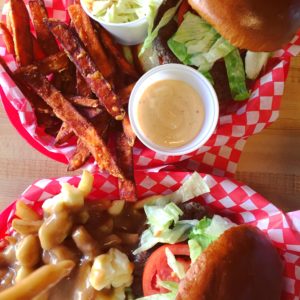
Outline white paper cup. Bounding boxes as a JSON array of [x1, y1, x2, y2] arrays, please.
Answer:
[[129, 64, 219, 156], [81, 0, 148, 45]]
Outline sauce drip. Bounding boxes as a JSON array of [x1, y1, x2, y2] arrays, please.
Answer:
[[137, 80, 204, 148]]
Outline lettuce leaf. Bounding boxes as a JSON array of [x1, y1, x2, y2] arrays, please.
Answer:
[[224, 49, 250, 101], [189, 215, 236, 259], [140, 0, 183, 55]]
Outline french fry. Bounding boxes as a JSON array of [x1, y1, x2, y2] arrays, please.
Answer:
[[118, 82, 135, 105], [12, 219, 43, 235], [68, 110, 111, 170], [72, 226, 99, 260], [96, 24, 139, 79], [6, 10, 12, 33], [29, 0, 59, 56], [0, 22, 15, 54], [35, 51, 69, 75], [10, 0, 34, 66], [32, 35, 46, 61], [16, 235, 41, 267], [68, 4, 113, 79], [0, 260, 75, 300], [55, 122, 74, 146], [1, 56, 53, 116], [67, 95, 99, 108], [15, 200, 41, 221], [76, 69, 92, 97], [68, 139, 91, 171], [116, 132, 137, 201], [17, 65, 124, 178], [39, 211, 73, 250], [47, 20, 125, 120], [122, 114, 136, 147]]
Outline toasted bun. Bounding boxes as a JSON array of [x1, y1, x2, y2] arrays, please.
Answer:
[[188, 0, 300, 51], [176, 225, 283, 300]]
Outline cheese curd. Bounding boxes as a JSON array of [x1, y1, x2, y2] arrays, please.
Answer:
[[89, 248, 134, 291]]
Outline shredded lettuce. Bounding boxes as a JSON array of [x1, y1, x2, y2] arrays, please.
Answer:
[[136, 281, 178, 300], [245, 51, 270, 80], [188, 239, 202, 263], [139, 0, 183, 56], [133, 219, 198, 254], [134, 173, 209, 254], [165, 248, 186, 280], [224, 49, 250, 101], [144, 202, 183, 235], [189, 215, 236, 255], [168, 11, 250, 101]]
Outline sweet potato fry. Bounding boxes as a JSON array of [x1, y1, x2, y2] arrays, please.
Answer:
[[68, 4, 113, 79], [47, 20, 124, 120], [68, 139, 91, 171], [68, 110, 110, 170], [116, 132, 137, 201], [96, 25, 139, 79], [32, 35, 46, 60], [122, 114, 136, 147], [29, 0, 59, 56], [55, 122, 74, 145], [17, 65, 123, 178], [118, 82, 135, 105], [35, 51, 69, 75], [10, 0, 34, 66], [6, 10, 12, 33], [0, 22, 15, 54], [76, 70, 92, 97], [67, 95, 99, 108]]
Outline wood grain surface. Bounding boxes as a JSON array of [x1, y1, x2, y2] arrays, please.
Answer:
[[0, 0, 299, 212]]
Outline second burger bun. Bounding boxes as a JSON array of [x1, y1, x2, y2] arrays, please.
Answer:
[[188, 0, 300, 51], [176, 224, 283, 300]]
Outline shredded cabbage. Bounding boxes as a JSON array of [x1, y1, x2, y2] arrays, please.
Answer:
[[86, 0, 162, 24]]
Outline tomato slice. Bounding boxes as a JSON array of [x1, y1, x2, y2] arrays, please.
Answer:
[[177, 0, 191, 25], [142, 244, 190, 296]]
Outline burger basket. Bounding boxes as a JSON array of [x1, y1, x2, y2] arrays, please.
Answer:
[[0, 0, 300, 177], [0, 170, 299, 299]]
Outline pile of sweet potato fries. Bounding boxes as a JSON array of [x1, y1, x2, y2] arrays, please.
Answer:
[[0, 0, 142, 201]]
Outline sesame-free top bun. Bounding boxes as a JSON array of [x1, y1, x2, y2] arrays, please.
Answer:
[[188, 0, 300, 51], [176, 225, 283, 300]]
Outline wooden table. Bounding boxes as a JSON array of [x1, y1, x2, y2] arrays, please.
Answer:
[[0, 1, 299, 212]]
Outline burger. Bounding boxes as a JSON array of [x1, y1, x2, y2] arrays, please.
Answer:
[[138, 0, 300, 102], [131, 172, 283, 300]]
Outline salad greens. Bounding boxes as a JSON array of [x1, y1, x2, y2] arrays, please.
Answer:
[[168, 12, 249, 101]]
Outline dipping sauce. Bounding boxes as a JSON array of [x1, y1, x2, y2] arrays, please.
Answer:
[[137, 80, 204, 148]]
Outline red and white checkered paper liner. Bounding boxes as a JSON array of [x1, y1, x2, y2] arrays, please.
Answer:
[[0, 170, 299, 299], [1, 1, 300, 176]]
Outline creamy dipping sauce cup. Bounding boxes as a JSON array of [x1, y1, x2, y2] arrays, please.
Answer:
[[81, 0, 148, 45], [129, 64, 219, 156]]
